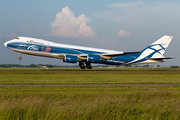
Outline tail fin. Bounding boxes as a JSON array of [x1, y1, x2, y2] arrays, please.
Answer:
[[126, 35, 173, 64], [141, 35, 173, 58]]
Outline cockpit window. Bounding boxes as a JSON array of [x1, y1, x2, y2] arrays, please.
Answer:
[[16, 37, 19, 39]]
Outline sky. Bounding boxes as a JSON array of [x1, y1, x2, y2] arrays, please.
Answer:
[[0, 0, 180, 66]]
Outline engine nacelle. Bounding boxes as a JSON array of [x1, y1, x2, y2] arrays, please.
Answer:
[[87, 54, 101, 63], [63, 55, 78, 63]]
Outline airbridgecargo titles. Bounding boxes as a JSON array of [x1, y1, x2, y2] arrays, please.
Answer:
[[4, 36, 173, 69]]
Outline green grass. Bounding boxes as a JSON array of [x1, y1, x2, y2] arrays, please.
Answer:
[[0, 86, 180, 119], [1, 68, 180, 119], [0, 68, 180, 84]]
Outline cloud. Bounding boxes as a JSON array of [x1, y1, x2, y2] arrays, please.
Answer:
[[7, 32, 18, 38], [94, 2, 180, 26], [109, 1, 141, 9], [117, 29, 129, 37], [48, 6, 96, 37]]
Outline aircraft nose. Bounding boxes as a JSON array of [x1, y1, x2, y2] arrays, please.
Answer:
[[4, 41, 8, 47]]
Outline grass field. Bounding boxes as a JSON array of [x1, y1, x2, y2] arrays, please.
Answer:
[[1, 86, 180, 119], [0, 68, 180, 119], [0, 68, 180, 84]]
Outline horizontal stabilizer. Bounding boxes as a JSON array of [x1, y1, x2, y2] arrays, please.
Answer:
[[146, 57, 174, 60]]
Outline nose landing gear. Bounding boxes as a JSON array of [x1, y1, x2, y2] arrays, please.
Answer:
[[18, 53, 22, 60], [18, 57, 22, 60]]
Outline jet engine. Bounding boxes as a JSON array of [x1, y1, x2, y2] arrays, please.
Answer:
[[63, 55, 78, 63], [87, 54, 101, 63]]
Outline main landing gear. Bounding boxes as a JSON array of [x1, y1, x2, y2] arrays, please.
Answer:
[[18, 53, 22, 60], [85, 62, 92, 69], [79, 61, 92, 69], [79, 61, 85, 69]]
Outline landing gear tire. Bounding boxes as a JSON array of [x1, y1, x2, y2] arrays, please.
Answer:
[[88, 66, 92, 69], [18, 57, 22, 60], [86, 66, 92, 69], [18, 53, 22, 60], [80, 66, 85, 69], [85, 62, 92, 69]]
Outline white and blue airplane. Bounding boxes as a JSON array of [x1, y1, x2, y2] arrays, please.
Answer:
[[4, 36, 173, 69]]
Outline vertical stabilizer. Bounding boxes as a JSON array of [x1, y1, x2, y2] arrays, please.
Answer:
[[126, 35, 173, 64], [141, 35, 173, 58]]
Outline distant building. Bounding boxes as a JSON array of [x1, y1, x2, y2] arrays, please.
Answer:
[[38, 65, 48, 68]]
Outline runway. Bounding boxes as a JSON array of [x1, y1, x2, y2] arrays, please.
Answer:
[[0, 84, 180, 87]]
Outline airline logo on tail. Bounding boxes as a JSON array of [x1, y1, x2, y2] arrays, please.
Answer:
[[127, 36, 173, 64]]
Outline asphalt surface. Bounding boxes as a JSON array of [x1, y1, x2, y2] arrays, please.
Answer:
[[0, 84, 180, 87]]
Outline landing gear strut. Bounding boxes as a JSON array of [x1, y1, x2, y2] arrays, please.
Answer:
[[79, 61, 85, 69], [18, 53, 22, 60]]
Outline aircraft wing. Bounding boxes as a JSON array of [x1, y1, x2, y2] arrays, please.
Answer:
[[100, 51, 141, 59], [57, 54, 66, 59], [58, 51, 141, 61]]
